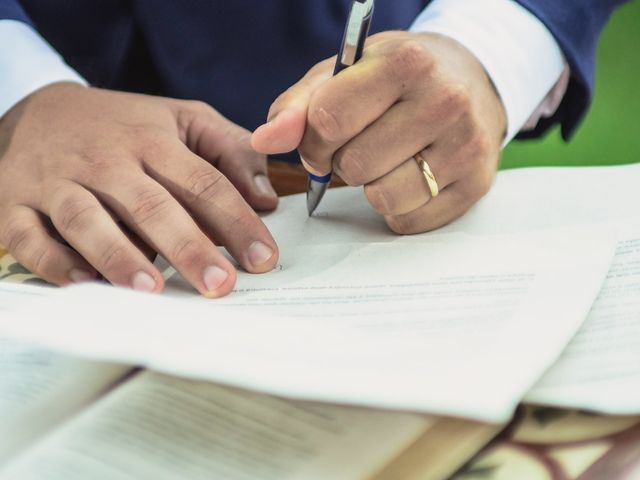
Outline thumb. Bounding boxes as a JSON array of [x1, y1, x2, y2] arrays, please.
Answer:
[[251, 107, 306, 156], [252, 58, 334, 155]]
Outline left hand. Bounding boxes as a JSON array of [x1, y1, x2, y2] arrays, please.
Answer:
[[252, 32, 507, 234]]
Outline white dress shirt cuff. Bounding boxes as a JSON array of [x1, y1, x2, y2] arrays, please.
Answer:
[[0, 20, 87, 118], [410, 0, 566, 145]]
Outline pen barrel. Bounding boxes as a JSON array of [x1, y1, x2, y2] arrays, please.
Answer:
[[334, 0, 374, 75]]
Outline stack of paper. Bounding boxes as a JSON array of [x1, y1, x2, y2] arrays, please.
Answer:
[[3, 164, 640, 423]]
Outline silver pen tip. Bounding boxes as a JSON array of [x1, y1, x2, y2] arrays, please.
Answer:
[[307, 179, 329, 216]]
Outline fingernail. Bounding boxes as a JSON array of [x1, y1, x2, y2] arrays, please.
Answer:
[[254, 174, 277, 198], [203, 266, 229, 292], [69, 268, 93, 283], [132, 271, 157, 293], [248, 241, 274, 267]]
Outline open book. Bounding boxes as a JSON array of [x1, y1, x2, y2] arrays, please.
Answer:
[[0, 323, 497, 479]]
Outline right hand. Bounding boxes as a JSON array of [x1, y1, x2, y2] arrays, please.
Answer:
[[0, 83, 280, 297]]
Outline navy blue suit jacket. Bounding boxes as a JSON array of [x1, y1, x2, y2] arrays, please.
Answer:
[[0, 0, 627, 142]]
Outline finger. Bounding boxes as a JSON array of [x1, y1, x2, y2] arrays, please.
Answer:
[[98, 207, 158, 264], [46, 182, 164, 292], [363, 139, 467, 217], [95, 173, 238, 298], [333, 100, 453, 187], [297, 53, 408, 176], [143, 142, 279, 275], [364, 157, 431, 217], [252, 58, 335, 155], [0, 205, 97, 285], [214, 134, 278, 213], [252, 33, 418, 156], [120, 223, 157, 263], [175, 101, 278, 211], [384, 175, 493, 235]]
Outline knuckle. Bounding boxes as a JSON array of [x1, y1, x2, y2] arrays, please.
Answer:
[[463, 134, 492, 161], [77, 149, 115, 178], [391, 40, 433, 79], [365, 184, 394, 215], [177, 100, 218, 131], [334, 148, 368, 186], [222, 207, 260, 237], [170, 237, 202, 268], [186, 99, 215, 117], [184, 169, 226, 205], [442, 84, 471, 115], [133, 128, 168, 157], [32, 247, 55, 277], [308, 105, 343, 144], [130, 188, 171, 225], [385, 215, 413, 235], [56, 196, 98, 233], [99, 242, 128, 273], [1, 218, 57, 277], [3, 217, 36, 254]]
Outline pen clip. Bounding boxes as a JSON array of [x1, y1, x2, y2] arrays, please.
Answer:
[[339, 0, 374, 69]]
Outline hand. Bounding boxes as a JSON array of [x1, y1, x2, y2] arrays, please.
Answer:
[[252, 32, 506, 234], [0, 83, 279, 297]]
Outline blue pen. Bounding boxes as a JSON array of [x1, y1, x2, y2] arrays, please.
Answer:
[[306, 0, 375, 216]]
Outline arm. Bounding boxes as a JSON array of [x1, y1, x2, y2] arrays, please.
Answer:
[[252, 0, 627, 237], [0, 0, 27, 21]]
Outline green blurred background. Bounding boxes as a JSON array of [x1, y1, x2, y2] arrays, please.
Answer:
[[501, 1, 640, 170]]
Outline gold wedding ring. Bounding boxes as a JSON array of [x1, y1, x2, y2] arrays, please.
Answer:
[[414, 153, 440, 198]]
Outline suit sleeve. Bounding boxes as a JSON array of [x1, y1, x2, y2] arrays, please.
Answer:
[[0, 0, 30, 23], [0, 1, 86, 117], [514, 0, 630, 140]]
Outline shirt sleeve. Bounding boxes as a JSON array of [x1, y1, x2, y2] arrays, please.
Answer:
[[0, 20, 86, 118], [410, 0, 566, 145]]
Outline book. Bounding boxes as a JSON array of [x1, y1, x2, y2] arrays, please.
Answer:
[[0, 327, 498, 479]]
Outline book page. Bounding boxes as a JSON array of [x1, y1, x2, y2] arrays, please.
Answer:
[[0, 372, 432, 480], [0, 284, 130, 463], [526, 225, 640, 413], [0, 220, 616, 423]]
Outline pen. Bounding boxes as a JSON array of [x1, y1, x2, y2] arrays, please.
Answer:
[[306, 0, 375, 216]]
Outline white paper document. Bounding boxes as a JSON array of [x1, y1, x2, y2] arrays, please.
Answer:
[[527, 224, 640, 413], [4, 164, 640, 421], [0, 284, 127, 462], [0, 212, 616, 422]]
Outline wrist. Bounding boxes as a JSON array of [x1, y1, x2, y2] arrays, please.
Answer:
[[411, 0, 565, 145]]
